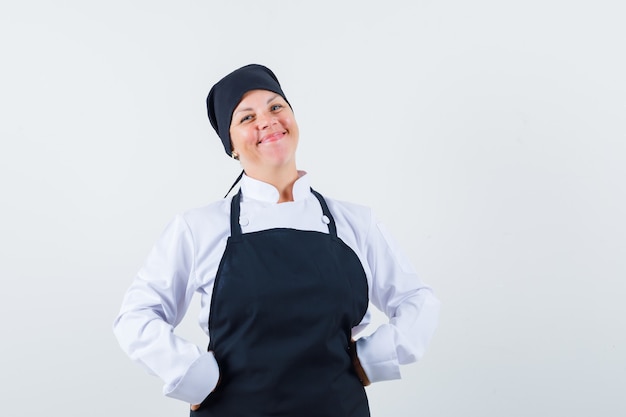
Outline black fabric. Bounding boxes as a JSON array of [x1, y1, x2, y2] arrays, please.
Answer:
[[192, 190, 370, 417], [223, 170, 244, 199], [206, 64, 290, 156]]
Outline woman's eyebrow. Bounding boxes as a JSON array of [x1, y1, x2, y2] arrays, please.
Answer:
[[234, 95, 280, 115], [233, 107, 252, 116]]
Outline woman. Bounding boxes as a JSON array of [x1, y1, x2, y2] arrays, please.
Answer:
[[113, 64, 440, 416]]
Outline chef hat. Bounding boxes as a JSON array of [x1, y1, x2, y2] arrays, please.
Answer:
[[206, 64, 290, 157]]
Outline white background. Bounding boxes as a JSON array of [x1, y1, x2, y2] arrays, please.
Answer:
[[1, 1, 625, 416]]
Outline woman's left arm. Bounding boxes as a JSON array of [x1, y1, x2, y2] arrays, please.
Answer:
[[354, 209, 441, 383]]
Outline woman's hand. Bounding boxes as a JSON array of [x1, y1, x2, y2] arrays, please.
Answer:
[[349, 339, 371, 386], [190, 364, 221, 411]]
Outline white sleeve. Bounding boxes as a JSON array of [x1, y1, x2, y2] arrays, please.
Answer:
[[355, 211, 441, 383], [112, 214, 219, 404]]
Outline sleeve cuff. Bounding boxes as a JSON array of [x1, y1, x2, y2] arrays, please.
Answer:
[[356, 324, 402, 383], [163, 351, 220, 404]]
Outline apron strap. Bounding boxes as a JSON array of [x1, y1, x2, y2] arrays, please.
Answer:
[[230, 189, 243, 238], [223, 170, 245, 199], [310, 188, 338, 238]]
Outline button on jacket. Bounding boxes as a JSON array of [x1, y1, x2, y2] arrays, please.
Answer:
[[113, 172, 440, 405]]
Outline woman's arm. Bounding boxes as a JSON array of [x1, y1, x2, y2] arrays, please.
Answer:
[[354, 210, 441, 383], [112, 214, 219, 404]]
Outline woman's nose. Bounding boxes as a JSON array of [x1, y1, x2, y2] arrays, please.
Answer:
[[257, 113, 276, 129]]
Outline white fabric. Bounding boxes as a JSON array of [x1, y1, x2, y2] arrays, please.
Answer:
[[113, 172, 440, 404]]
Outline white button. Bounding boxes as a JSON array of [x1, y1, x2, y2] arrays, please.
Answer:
[[239, 217, 249, 226], [321, 215, 330, 224]]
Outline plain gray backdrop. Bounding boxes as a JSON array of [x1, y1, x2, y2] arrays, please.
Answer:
[[1, 1, 624, 416]]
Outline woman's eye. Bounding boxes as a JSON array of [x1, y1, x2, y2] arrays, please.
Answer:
[[271, 104, 283, 111], [240, 114, 253, 123]]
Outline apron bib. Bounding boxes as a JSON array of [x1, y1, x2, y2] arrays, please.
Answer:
[[192, 189, 369, 417]]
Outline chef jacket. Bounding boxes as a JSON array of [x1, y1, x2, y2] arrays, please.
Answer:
[[113, 171, 440, 405]]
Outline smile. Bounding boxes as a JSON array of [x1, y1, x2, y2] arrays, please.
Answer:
[[258, 131, 286, 145]]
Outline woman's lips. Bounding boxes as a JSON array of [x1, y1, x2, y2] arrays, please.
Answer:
[[258, 131, 285, 145]]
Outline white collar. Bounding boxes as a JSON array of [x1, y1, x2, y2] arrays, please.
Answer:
[[240, 171, 310, 203]]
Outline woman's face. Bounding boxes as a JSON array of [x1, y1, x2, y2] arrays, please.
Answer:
[[229, 89, 299, 175]]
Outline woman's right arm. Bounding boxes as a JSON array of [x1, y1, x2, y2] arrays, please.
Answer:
[[112, 214, 219, 405]]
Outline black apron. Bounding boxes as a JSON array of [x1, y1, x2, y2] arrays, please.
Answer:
[[192, 189, 370, 417]]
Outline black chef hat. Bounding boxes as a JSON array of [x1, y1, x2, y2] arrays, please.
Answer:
[[206, 64, 290, 157]]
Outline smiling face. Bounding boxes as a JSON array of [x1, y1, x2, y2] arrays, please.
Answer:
[[229, 89, 299, 178]]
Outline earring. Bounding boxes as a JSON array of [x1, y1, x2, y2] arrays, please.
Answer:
[[231, 151, 239, 160]]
